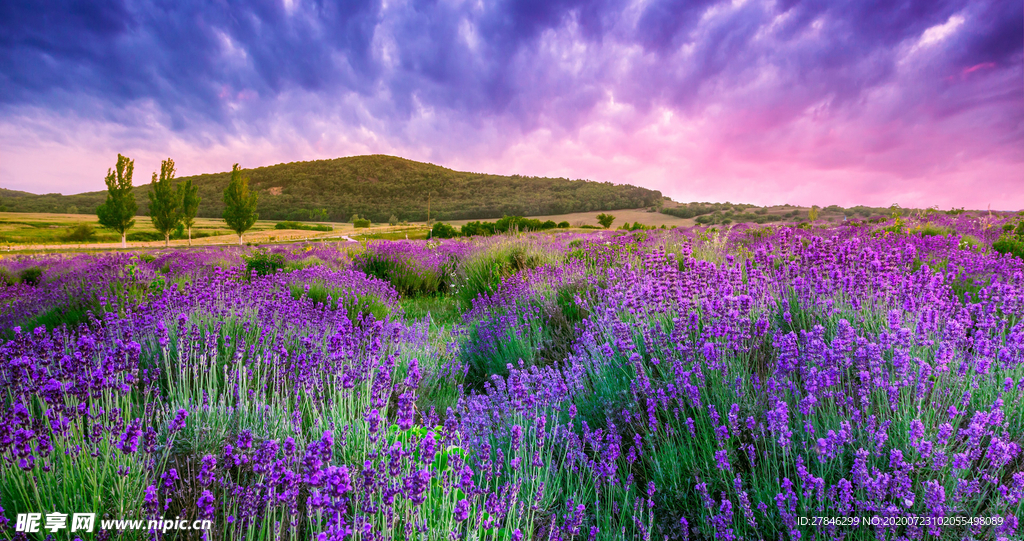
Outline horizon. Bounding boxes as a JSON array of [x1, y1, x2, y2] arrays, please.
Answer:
[[1, 1, 1021, 209]]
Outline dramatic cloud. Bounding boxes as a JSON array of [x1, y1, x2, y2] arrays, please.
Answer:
[[1, 0, 1021, 208]]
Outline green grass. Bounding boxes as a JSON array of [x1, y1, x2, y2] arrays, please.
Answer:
[[400, 295, 463, 326]]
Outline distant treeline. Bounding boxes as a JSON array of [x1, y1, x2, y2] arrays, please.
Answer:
[[431, 216, 572, 238], [659, 202, 967, 226], [0, 155, 662, 222]]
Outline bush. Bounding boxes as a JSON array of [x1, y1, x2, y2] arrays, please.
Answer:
[[540, 220, 557, 230], [993, 234, 1024, 259], [557, 221, 570, 229], [495, 215, 543, 232], [63, 224, 96, 242], [19, 267, 44, 286], [457, 242, 552, 307], [242, 250, 286, 277], [353, 218, 371, 228], [596, 213, 615, 229], [461, 221, 496, 237], [430, 222, 459, 239], [0, 267, 17, 286], [275, 221, 332, 232], [126, 231, 164, 242], [353, 250, 444, 296]]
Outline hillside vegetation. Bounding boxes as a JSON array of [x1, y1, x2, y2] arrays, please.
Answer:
[[0, 155, 662, 222]]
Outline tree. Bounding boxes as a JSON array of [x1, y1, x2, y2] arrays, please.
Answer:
[[97, 153, 137, 248], [223, 164, 259, 245], [596, 213, 615, 229], [808, 205, 820, 222], [178, 178, 200, 246], [149, 158, 181, 247]]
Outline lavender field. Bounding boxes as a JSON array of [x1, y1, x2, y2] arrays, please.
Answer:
[[1, 216, 1023, 541]]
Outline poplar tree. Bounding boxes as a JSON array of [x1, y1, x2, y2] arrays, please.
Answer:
[[223, 164, 258, 245], [97, 154, 137, 248], [148, 158, 181, 247], [178, 178, 200, 246]]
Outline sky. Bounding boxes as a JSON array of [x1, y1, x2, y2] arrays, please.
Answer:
[[1, 0, 1021, 209]]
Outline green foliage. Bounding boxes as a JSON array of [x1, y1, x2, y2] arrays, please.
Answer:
[[223, 164, 259, 243], [148, 158, 181, 245], [915, 222, 952, 237], [96, 153, 137, 245], [461, 221, 496, 237], [993, 233, 1024, 259], [275, 221, 332, 232], [400, 295, 462, 326], [494, 215, 542, 232], [557, 221, 570, 228], [242, 249, 285, 277], [388, 214, 399, 226], [430, 222, 459, 238], [19, 267, 43, 286], [0, 267, 16, 286], [618, 221, 655, 231], [808, 205, 819, 221], [959, 235, 983, 251], [596, 213, 615, 228], [63, 224, 96, 242], [660, 201, 756, 219], [457, 242, 552, 307], [126, 231, 166, 242], [289, 283, 393, 324], [354, 218, 372, 228], [353, 249, 446, 296], [540, 220, 557, 229], [178, 177, 200, 243]]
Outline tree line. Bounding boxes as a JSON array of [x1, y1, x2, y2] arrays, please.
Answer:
[[96, 154, 258, 247]]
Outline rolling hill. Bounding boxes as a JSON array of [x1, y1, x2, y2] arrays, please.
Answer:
[[0, 155, 662, 223]]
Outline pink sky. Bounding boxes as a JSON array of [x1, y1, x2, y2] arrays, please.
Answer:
[[1, 0, 1021, 209]]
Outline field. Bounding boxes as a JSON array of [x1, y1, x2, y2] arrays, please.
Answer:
[[0, 204, 843, 251], [1, 213, 1023, 540], [0, 212, 424, 251]]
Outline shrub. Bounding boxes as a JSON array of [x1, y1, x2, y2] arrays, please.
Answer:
[[456, 242, 552, 307], [0, 267, 17, 286], [353, 218, 371, 228], [275, 221, 332, 232], [993, 234, 1024, 259], [461, 221, 496, 237], [596, 213, 615, 228], [352, 250, 443, 296], [430, 222, 459, 239], [242, 250, 285, 277], [126, 231, 164, 242], [557, 221, 570, 229], [63, 224, 96, 242], [495, 215, 543, 232], [916, 223, 952, 237], [540, 220, 557, 230], [19, 267, 44, 286]]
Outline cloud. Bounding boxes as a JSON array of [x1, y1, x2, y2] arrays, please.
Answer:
[[0, 0, 1020, 208]]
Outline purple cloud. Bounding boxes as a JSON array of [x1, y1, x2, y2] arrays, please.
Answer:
[[0, 0, 1020, 208]]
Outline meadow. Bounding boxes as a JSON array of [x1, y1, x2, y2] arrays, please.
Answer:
[[0, 213, 1022, 540]]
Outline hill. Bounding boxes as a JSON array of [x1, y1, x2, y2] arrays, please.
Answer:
[[0, 155, 662, 222]]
